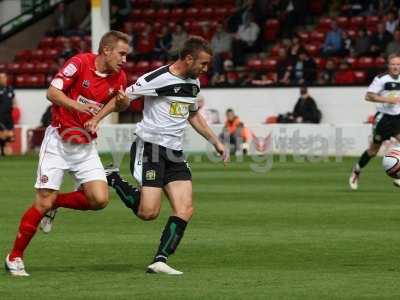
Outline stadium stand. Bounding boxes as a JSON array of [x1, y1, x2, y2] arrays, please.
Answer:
[[1, 0, 399, 88]]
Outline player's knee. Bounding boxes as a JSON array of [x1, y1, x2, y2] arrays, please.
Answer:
[[175, 205, 194, 220], [35, 190, 57, 212], [137, 209, 159, 221], [89, 194, 109, 210]]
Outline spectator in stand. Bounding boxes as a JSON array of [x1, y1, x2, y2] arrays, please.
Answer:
[[154, 26, 172, 60], [386, 29, 400, 57], [335, 61, 356, 84], [322, 21, 344, 57], [342, 31, 354, 56], [134, 22, 156, 61], [168, 23, 188, 58], [78, 40, 90, 53], [353, 28, 371, 57], [60, 39, 77, 60], [280, 0, 308, 37], [199, 23, 214, 42], [318, 59, 336, 84], [276, 48, 292, 84], [220, 108, 249, 155], [211, 23, 233, 75], [53, 3, 70, 36], [370, 22, 393, 57], [385, 10, 399, 34], [288, 34, 304, 61], [251, 72, 277, 86], [232, 15, 260, 66], [290, 50, 317, 85], [292, 86, 321, 123]]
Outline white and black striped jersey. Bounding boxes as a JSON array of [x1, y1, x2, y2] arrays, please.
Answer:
[[126, 65, 200, 150], [368, 73, 400, 115]]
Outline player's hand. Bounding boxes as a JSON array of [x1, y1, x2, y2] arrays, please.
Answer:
[[115, 86, 129, 111], [84, 118, 99, 134], [74, 102, 100, 115], [214, 141, 229, 166]]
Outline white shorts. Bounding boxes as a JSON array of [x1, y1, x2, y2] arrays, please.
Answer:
[[34, 126, 106, 190]]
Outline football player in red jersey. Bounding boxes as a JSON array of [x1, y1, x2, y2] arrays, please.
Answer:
[[5, 31, 130, 276]]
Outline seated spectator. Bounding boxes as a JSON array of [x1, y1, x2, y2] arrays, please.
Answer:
[[251, 72, 277, 86], [288, 34, 304, 61], [276, 48, 293, 84], [385, 10, 398, 34], [168, 23, 188, 58], [154, 26, 172, 60], [196, 94, 220, 124], [0, 72, 16, 156], [318, 59, 336, 84], [220, 108, 249, 155], [290, 50, 317, 85], [353, 29, 371, 57], [322, 21, 344, 57], [334, 62, 356, 84], [386, 29, 400, 57], [342, 31, 354, 56], [60, 39, 78, 60], [232, 15, 260, 66], [370, 22, 392, 57], [292, 86, 321, 123], [211, 23, 233, 75], [199, 22, 214, 41]]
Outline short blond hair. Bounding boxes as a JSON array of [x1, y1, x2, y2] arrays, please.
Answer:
[[98, 30, 129, 54], [387, 53, 400, 62]]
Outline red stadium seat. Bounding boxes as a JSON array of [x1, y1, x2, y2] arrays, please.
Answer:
[[346, 29, 357, 39], [309, 0, 324, 15], [142, 8, 156, 20], [314, 57, 326, 69], [297, 31, 310, 43], [15, 74, 29, 87], [150, 60, 164, 70], [265, 19, 280, 30], [345, 57, 356, 68], [262, 58, 278, 71], [170, 8, 184, 20], [38, 37, 54, 49], [0, 62, 6, 72], [356, 56, 374, 69], [124, 61, 135, 73], [336, 16, 348, 29], [310, 30, 325, 43], [54, 36, 69, 48], [199, 7, 213, 19], [353, 71, 367, 83], [349, 16, 364, 29], [15, 50, 32, 62], [317, 17, 332, 31], [43, 49, 59, 60], [270, 44, 285, 56], [366, 15, 380, 27], [156, 8, 170, 20], [20, 62, 35, 73], [247, 58, 263, 71], [304, 44, 320, 56], [215, 7, 229, 20], [134, 61, 150, 74], [7, 63, 21, 74], [186, 7, 199, 19], [70, 36, 81, 47], [35, 62, 51, 73], [375, 56, 386, 69], [28, 74, 45, 87], [131, 9, 144, 20], [264, 29, 279, 41], [31, 49, 44, 61]]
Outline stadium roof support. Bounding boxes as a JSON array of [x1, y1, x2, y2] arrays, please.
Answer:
[[91, 0, 109, 54]]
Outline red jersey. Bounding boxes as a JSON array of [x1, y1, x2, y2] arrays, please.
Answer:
[[50, 53, 127, 143]]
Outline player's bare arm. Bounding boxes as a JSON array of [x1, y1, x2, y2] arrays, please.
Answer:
[[84, 88, 129, 134], [47, 86, 99, 115], [188, 111, 229, 164], [365, 92, 400, 104]]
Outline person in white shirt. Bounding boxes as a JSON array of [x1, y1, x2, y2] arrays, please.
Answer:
[[232, 15, 260, 66], [349, 53, 400, 190], [105, 37, 228, 275]]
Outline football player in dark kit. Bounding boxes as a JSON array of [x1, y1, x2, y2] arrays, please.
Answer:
[[0, 72, 16, 156]]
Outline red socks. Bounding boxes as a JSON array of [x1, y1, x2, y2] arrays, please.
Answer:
[[53, 191, 92, 210], [9, 206, 43, 260]]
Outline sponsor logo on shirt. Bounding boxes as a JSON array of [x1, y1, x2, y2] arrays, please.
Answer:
[[169, 102, 189, 118], [77, 95, 104, 114], [40, 175, 49, 183], [82, 80, 90, 88], [63, 63, 78, 77], [145, 170, 156, 180], [174, 86, 181, 93]]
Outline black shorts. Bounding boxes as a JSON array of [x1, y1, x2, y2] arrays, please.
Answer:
[[373, 112, 400, 143], [129, 138, 191, 187], [0, 116, 13, 131]]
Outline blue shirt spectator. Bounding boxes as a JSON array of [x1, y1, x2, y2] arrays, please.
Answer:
[[322, 22, 344, 56]]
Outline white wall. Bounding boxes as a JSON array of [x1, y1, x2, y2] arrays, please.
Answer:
[[15, 87, 375, 126]]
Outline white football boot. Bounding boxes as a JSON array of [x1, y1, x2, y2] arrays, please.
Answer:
[[393, 179, 400, 187], [5, 254, 29, 276], [147, 262, 183, 275], [40, 209, 57, 233], [349, 167, 360, 190]]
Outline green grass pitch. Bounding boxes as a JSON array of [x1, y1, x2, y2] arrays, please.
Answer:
[[1, 154, 400, 299]]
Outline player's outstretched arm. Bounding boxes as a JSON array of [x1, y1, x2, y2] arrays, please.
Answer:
[[365, 92, 400, 104], [188, 111, 229, 164], [47, 86, 99, 114]]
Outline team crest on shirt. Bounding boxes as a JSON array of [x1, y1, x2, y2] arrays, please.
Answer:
[[145, 170, 156, 180], [192, 86, 199, 96], [82, 80, 90, 88], [40, 175, 49, 183], [174, 86, 181, 94]]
